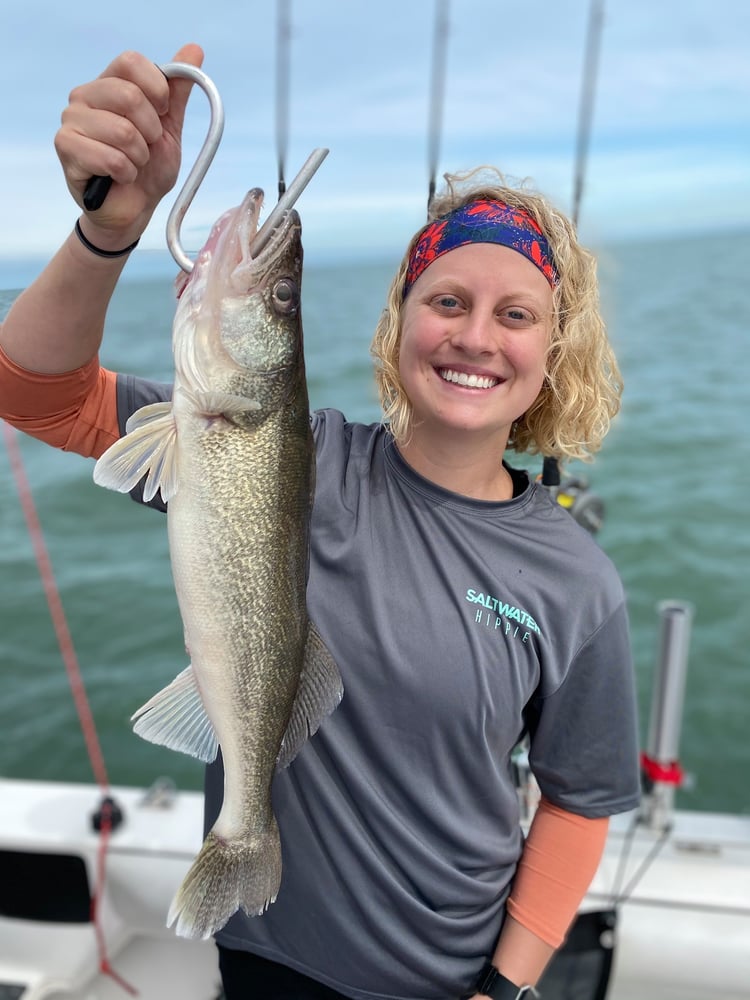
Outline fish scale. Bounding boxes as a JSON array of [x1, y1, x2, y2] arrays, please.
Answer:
[[93, 189, 343, 939]]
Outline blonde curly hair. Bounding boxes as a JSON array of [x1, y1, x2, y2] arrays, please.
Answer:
[[370, 167, 622, 462]]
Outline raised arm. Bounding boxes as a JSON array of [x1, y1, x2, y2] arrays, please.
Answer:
[[0, 44, 203, 375]]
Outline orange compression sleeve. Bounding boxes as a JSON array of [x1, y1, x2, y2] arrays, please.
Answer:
[[506, 797, 609, 948], [0, 345, 120, 460]]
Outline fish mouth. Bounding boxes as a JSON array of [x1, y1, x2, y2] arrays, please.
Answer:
[[210, 188, 300, 297], [237, 189, 300, 266], [175, 189, 301, 301]]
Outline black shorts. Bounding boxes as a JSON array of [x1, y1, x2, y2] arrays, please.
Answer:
[[217, 946, 350, 1000]]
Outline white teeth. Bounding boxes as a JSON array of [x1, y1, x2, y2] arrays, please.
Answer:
[[438, 368, 499, 389]]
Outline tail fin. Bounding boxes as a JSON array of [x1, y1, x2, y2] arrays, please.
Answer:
[[168, 826, 282, 939]]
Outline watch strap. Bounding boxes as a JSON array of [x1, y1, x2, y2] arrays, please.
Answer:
[[476, 964, 538, 999]]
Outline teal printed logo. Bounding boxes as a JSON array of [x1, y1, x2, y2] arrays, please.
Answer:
[[465, 588, 542, 640]]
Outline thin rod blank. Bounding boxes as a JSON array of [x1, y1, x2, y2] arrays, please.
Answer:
[[572, 0, 605, 228]]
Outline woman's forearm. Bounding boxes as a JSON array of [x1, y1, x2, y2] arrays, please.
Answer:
[[485, 915, 555, 992], [0, 227, 132, 373]]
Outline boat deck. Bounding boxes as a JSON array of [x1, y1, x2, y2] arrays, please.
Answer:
[[2, 778, 749, 999]]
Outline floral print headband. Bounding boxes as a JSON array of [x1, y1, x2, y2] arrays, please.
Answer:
[[404, 198, 559, 296]]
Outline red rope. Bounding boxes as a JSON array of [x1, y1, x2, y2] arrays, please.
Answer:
[[92, 809, 138, 996], [2, 421, 138, 995]]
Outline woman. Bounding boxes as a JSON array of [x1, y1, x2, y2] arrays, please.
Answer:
[[0, 45, 640, 1000]]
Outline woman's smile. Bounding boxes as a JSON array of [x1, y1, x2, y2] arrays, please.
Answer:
[[436, 366, 502, 390]]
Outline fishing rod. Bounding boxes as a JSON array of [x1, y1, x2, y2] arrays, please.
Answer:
[[426, 0, 450, 215], [276, 0, 292, 199], [571, 0, 606, 228], [540, 0, 607, 529]]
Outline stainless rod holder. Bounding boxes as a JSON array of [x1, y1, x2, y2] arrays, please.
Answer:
[[643, 600, 694, 829], [647, 600, 694, 764]]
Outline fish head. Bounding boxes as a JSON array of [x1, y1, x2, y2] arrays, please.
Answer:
[[173, 188, 304, 407]]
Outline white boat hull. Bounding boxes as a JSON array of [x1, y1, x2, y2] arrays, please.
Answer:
[[1, 778, 749, 999], [585, 809, 750, 1000], [0, 779, 219, 1000]]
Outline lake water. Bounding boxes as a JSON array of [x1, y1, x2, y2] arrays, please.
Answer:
[[1, 227, 748, 814]]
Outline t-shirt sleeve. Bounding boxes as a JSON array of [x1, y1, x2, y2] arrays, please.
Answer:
[[527, 599, 641, 818]]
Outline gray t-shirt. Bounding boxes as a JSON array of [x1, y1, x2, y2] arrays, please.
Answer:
[[117, 379, 640, 1000]]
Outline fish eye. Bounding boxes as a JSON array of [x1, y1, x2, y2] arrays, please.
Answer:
[[272, 278, 299, 315]]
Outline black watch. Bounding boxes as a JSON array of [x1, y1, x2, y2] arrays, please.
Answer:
[[476, 964, 538, 1000]]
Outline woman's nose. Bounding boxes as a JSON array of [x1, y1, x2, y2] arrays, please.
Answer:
[[449, 310, 498, 355]]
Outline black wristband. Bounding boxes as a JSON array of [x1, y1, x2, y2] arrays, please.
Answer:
[[74, 218, 140, 259]]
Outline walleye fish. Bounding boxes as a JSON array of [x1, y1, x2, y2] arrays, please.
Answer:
[[93, 189, 342, 940]]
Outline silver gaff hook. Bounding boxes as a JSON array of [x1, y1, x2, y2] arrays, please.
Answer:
[[163, 64, 328, 272], [160, 63, 224, 273], [161, 63, 328, 274], [82, 63, 328, 273], [250, 147, 329, 257]]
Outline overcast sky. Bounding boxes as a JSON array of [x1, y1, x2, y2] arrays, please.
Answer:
[[1, 0, 748, 265]]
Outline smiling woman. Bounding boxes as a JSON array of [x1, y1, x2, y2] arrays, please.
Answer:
[[395, 242, 553, 500], [0, 45, 640, 1000], [371, 166, 622, 465]]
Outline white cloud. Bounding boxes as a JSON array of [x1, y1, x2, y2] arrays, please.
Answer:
[[1, 0, 748, 261]]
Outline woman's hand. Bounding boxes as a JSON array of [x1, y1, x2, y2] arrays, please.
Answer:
[[54, 43, 204, 250]]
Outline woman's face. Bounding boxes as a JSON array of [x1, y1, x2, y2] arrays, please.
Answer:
[[398, 241, 554, 450]]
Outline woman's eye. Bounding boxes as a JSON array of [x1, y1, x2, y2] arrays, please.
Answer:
[[434, 295, 460, 309], [503, 307, 533, 323]]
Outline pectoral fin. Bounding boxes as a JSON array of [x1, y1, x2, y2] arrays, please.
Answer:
[[183, 388, 261, 420], [94, 401, 178, 502], [131, 664, 219, 763], [277, 622, 343, 769]]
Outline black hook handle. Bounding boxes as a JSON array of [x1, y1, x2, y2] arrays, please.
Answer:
[[83, 175, 113, 212]]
